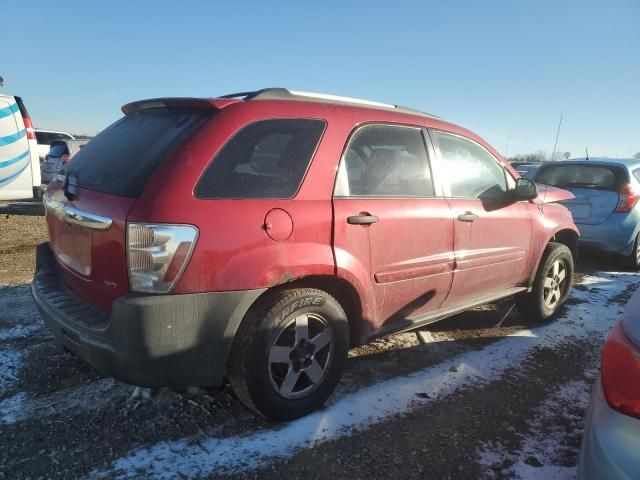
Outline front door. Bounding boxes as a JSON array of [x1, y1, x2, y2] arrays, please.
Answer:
[[429, 129, 533, 306], [332, 124, 454, 333]]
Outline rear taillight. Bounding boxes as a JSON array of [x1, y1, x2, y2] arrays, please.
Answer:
[[14, 97, 35, 140], [22, 116, 35, 140], [601, 322, 640, 419], [615, 184, 640, 213], [127, 223, 198, 293], [60, 154, 70, 164]]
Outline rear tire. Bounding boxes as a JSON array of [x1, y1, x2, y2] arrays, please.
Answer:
[[516, 242, 574, 324], [227, 288, 349, 421], [622, 233, 640, 271]]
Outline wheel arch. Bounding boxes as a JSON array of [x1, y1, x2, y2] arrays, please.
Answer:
[[236, 274, 366, 350], [551, 228, 579, 261]]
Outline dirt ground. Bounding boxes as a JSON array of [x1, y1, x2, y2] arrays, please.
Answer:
[[0, 213, 48, 284], [0, 214, 637, 479]]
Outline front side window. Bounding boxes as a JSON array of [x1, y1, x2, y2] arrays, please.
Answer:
[[334, 124, 434, 197], [195, 119, 325, 199], [431, 131, 508, 199]]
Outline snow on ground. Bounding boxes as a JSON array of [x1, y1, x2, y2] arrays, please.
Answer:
[[92, 272, 638, 479], [477, 376, 596, 480], [0, 378, 123, 424], [0, 347, 23, 393]]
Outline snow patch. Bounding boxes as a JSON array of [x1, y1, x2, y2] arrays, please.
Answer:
[[93, 273, 637, 479], [0, 347, 23, 395], [0, 378, 125, 425], [477, 379, 593, 479], [0, 322, 42, 341]]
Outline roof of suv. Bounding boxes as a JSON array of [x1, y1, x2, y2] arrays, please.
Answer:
[[121, 88, 507, 163], [122, 87, 441, 119]]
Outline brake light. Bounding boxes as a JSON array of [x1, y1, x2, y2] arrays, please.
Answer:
[[60, 154, 70, 164], [615, 184, 639, 213], [127, 223, 198, 293], [22, 115, 35, 140], [601, 322, 640, 419]]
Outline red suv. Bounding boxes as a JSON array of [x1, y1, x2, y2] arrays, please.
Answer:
[[33, 88, 578, 420]]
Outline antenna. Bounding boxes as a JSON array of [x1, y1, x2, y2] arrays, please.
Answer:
[[550, 114, 563, 162]]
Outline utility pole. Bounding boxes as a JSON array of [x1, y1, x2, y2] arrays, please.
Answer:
[[551, 114, 563, 162]]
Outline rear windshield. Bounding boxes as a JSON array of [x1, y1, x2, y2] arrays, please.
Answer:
[[48, 143, 68, 157], [195, 118, 326, 199], [534, 164, 623, 191], [67, 109, 208, 197]]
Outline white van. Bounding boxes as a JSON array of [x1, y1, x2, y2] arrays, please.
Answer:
[[0, 94, 41, 200]]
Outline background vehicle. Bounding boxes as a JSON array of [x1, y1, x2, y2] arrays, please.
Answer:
[[0, 94, 41, 200], [41, 139, 89, 183], [533, 158, 640, 269], [579, 288, 640, 479], [33, 88, 578, 420], [35, 129, 75, 162], [516, 163, 541, 179]]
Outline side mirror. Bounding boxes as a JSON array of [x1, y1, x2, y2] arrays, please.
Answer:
[[514, 178, 538, 201]]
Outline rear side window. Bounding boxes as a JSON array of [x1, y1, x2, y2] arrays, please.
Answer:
[[633, 169, 640, 183], [334, 124, 434, 197], [67, 109, 208, 197], [195, 119, 325, 199], [48, 143, 68, 157], [535, 164, 622, 191]]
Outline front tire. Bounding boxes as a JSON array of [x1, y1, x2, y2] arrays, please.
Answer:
[[516, 242, 574, 324], [227, 288, 349, 420]]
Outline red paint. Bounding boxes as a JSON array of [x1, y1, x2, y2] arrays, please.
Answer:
[[44, 96, 578, 340], [263, 208, 293, 242]]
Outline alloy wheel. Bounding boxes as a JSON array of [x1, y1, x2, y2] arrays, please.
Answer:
[[543, 259, 569, 310], [268, 313, 334, 399]]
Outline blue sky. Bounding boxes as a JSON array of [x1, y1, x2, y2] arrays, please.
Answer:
[[2, 0, 639, 157]]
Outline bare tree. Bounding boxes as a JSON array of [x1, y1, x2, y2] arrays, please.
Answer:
[[509, 151, 547, 164], [0, 76, 4, 88]]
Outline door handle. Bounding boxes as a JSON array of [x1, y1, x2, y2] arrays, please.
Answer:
[[457, 212, 479, 223], [347, 214, 379, 225]]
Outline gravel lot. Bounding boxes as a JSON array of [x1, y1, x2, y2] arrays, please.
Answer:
[[0, 213, 637, 479]]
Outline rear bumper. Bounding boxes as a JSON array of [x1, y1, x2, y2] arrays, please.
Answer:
[[32, 242, 265, 388], [577, 212, 639, 256], [578, 380, 640, 480]]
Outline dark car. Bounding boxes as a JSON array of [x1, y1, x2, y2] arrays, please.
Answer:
[[41, 139, 90, 183], [34, 88, 578, 419]]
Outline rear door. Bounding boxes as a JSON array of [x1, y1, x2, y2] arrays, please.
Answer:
[[332, 124, 454, 331], [429, 130, 532, 306], [44, 107, 209, 309], [0, 96, 34, 200], [534, 163, 626, 225]]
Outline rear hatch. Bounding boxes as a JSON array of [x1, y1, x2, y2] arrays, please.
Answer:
[[534, 163, 627, 225], [44, 106, 209, 309]]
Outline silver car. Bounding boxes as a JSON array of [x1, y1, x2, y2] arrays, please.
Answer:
[[41, 139, 89, 183], [579, 288, 640, 479]]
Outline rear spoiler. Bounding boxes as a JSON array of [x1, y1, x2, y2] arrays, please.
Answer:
[[121, 97, 238, 115]]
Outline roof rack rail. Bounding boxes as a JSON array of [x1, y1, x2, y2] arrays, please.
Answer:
[[217, 88, 440, 119]]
